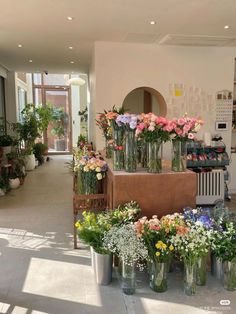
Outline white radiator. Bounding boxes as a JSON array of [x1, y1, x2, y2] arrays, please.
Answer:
[[196, 170, 224, 205]]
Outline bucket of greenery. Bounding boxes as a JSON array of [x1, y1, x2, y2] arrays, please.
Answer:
[[75, 211, 113, 285], [51, 106, 68, 151], [12, 104, 39, 171]]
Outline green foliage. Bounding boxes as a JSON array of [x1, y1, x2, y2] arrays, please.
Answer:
[[51, 107, 67, 139], [77, 134, 87, 147], [0, 134, 14, 147], [109, 201, 141, 226], [139, 128, 170, 143], [36, 104, 54, 135], [78, 107, 88, 123], [33, 143, 48, 164]]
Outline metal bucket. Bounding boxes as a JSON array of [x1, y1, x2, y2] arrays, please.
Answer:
[[211, 254, 223, 279], [94, 251, 112, 285], [90, 246, 95, 273]]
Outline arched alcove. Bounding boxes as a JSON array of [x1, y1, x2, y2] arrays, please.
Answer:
[[122, 87, 167, 116]]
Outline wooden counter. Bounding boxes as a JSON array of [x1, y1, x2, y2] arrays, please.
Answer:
[[107, 163, 196, 217]]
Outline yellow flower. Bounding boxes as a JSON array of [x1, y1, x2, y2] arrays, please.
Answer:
[[162, 243, 167, 250], [156, 251, 160, 257], [155, 241, 163, 249], [95, 167, 101, 172], [169, 244, 174, 251]]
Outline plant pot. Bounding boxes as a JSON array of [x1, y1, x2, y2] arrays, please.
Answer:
[[54, 139, 66, 151], [171, 139, 187, 172], [196, 255, 207, 286], [24, 154, 36, 171], [184, 259, 196, 296], [0, 188, 5, 196], [94, 251, 112, 285], [147, 140, 163, 173], [9, 178, 20, 189], [124, 129, 137, 172]]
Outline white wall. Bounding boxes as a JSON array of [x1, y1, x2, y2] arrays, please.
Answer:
[[5, 71, 17, 127], [91, 42, 236, 154], [0, 64, 7, 78]]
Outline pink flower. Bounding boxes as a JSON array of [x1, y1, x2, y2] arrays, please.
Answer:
[[175, 127, 183, 136], [177, 118, 185, 126], [148, 125, 155, 131], [137, 122, 145, 130], [156, 116, 168, 126], [163, 121, 176, 132], [183, 124, 191, 133], [188, 133, 195, 140]]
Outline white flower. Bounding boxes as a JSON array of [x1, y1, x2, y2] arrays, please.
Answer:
[[96, 173, 103, 180]]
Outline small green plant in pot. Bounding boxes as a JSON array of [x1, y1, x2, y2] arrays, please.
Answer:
[[0, 134, 14, 162], [33, 143, 48, 165]]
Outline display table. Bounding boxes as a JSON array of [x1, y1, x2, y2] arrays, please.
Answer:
[[107, 162, 196, 217]]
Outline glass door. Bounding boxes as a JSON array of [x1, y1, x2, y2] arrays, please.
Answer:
[[45, 89, 71, 153]]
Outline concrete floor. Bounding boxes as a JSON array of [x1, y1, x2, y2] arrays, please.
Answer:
[[0, 156, 235, 314]]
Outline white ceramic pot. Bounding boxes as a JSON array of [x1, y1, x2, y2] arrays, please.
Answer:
[[0, 188, 5, 196], [9, 178, 20, 189], [94, 251, 112, 285], [24, 154, 36, 171]]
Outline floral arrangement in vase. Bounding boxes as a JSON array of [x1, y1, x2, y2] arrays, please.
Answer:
[[103, 223, 148, 295], [110, 200, 141, 225], [74, 154, 108, 194]]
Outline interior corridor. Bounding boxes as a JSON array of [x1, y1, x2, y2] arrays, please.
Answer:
[[0, 156, 235, 314]]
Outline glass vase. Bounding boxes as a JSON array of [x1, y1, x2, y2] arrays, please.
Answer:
[[147, 140, 163, 173], [80, 171, 98, 195], [171, 139, 187, 172], [124, 129, 137, 172], [196, 255, 207, 286], [112, 127, 124, 171], [184, 259, 196, 296], [105, 139, 112, 159], [121, 261, 136, 295], [223, 258, 236, 291], [149, 260, 168, 292]]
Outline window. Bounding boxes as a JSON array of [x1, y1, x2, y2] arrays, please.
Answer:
[[17, 87, 27, 122]]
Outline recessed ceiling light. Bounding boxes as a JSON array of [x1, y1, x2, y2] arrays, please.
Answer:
[[70, 61, 74, 64], [67, 16, 73, 21], [68, 46, 73, 50], [150, 21, 156, 25], [224, 25, 230, 29], [29, 59, 33, 63], [18, 44, 23, 48]]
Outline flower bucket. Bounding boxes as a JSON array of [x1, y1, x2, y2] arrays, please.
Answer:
[[149, 260, 168, 292], [147, 140, 163, 173], [122, 261, 136, 295], [184, 259, 196, 296], [94, 251, 112, 285], [90, 246, 95, 273], [196, 255, 207, 286], [24, 154, 36, 171], [124, 129, 137, 172], [171, 139, 187, 172], [211, 254, 223, 279], [223, 258, 236, 291], [112, 127, 124, 171]]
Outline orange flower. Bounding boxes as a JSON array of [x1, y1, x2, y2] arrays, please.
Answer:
[[176, 225, 189, 235], [105, 112, 118, 120]]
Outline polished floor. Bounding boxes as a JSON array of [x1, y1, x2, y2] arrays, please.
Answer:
[[0, 156, 235, 314]]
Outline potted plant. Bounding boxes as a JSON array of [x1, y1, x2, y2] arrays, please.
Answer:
[[12, 104, 39, 171], [33, 143, 48, 165], [0, 171, 10, 196], [0, 134, 14, 162], [51, 106, 68, 151]]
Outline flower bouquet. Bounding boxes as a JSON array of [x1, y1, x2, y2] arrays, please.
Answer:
[[109, 200, 141, 226], [74, 155, 108, 194], [136, 113, 170, 173], [165, 116, 203, 172], [115, 113, 139, 172], [96, 112, 113, 158], [135, 214, 184, 292], [103, 224, 148, 294]]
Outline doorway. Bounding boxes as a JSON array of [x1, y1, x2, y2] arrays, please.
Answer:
[[33, 74, 72, 153]]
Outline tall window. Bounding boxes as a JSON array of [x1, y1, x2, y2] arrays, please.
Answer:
[[0, 76, 6, 134]]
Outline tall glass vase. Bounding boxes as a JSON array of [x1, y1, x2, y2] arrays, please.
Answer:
[[112, 127, 124, 171], [147, 140, 163, 173], [184, 259, 196, 296], [223, 258, 236, 291], [122, 261, 136, 295], [105, 139, 112, 159], [149, 260, 168, 292], [80, 171, 98, 195], [124, 129, 137, 172], [171, 139, 187, 172], [196, 255, 207, 286]]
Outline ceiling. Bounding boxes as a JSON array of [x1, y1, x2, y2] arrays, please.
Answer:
[[0, 0, 236, 74]]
